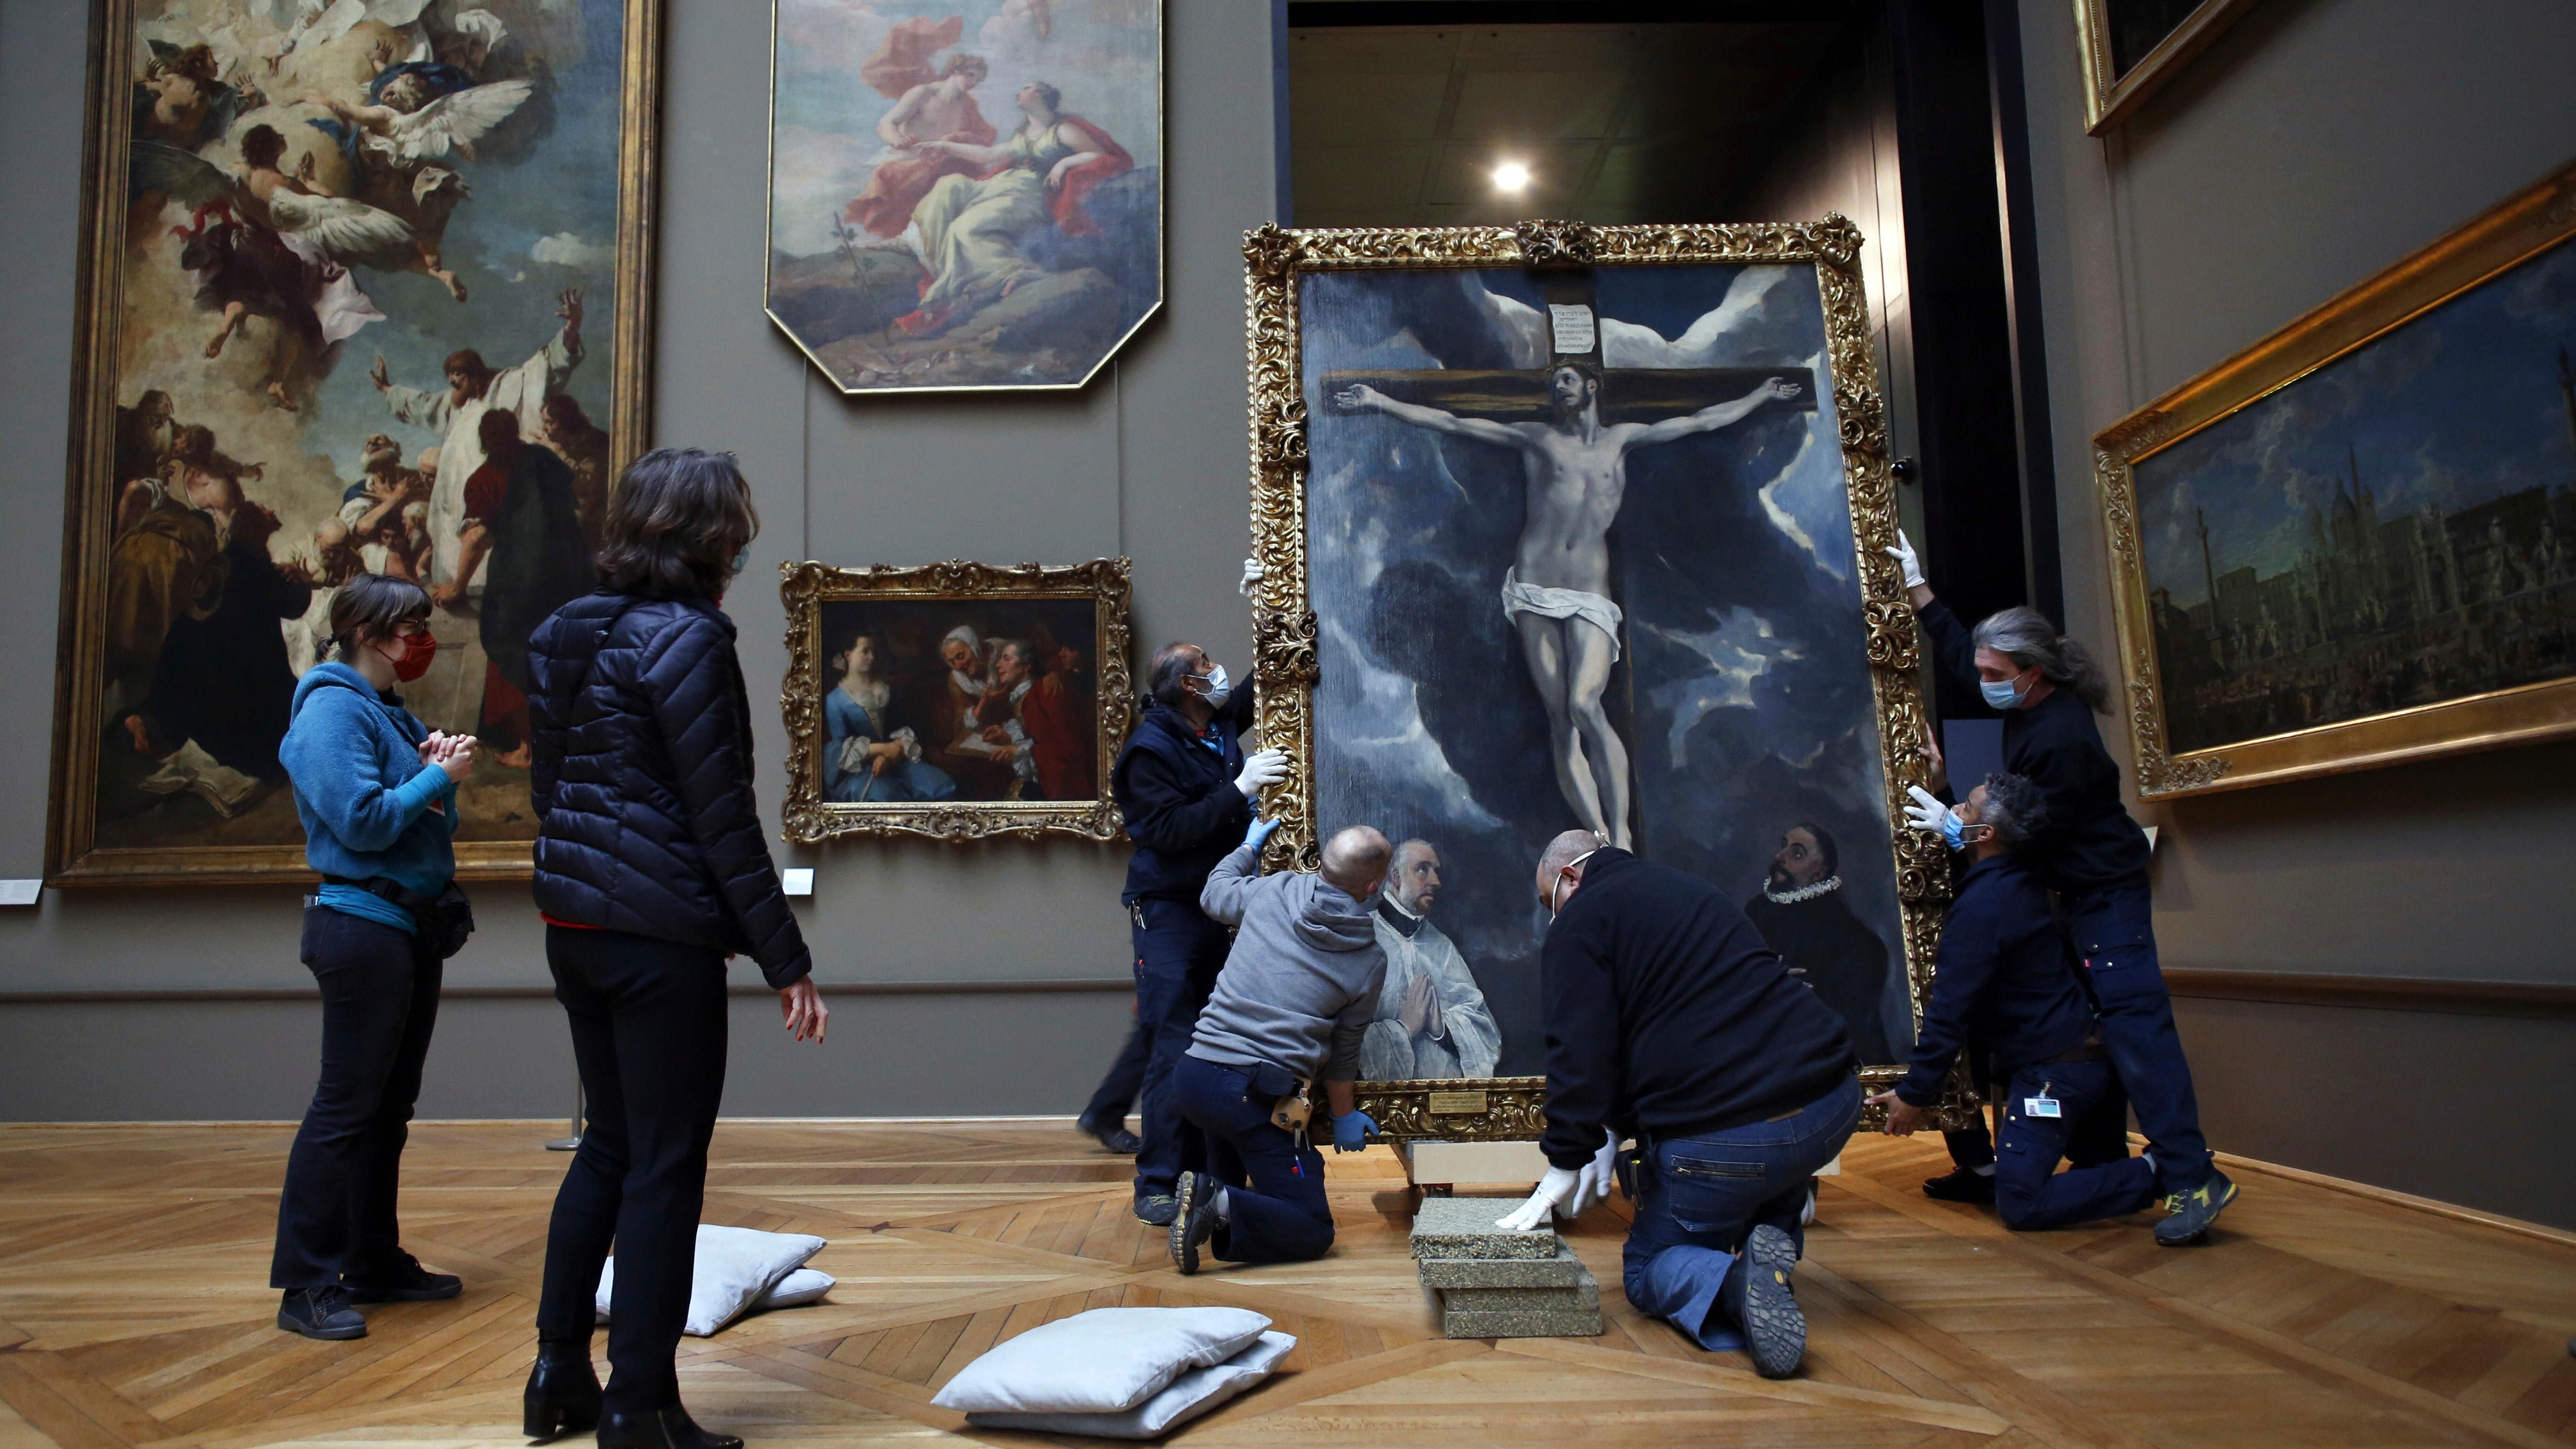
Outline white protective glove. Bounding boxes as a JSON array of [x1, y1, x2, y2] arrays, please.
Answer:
[[1234, 747, 1290, 797], [1571, 1128, 1621, 1214], [1902, 784, 1958, 836], [1238, 556, 1265, 598], [1496, 1166, 1581, 1233], [1886, 529, 1926, 590]]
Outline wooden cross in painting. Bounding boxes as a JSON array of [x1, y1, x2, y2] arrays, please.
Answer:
[[1322, 271, 1816, 850]]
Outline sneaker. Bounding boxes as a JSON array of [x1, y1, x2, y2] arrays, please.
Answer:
[[1133, 1191, 1179, 1226], [1726, 1224, 1806, 1379], [1922, 1167, 1997, 1204], [278, 1285, 367, 1340], [1078, 1113, 1143, 1155], [345, 1253, 463, 1303], [1169, 1171, 1219, 1276], [2154, 1169, 2239, 1246]]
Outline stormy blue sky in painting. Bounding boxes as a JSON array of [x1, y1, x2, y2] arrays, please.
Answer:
[[2138, 236, 2576, 607], [1298, 263, 1909, 1073]]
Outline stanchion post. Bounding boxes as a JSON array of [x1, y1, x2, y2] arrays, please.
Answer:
[[545, 1074, 583, 1152]]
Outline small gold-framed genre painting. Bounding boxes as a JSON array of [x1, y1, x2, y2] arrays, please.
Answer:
[[1245, 218, 1974, 1139], [2071, 0, 2264, 133], [780, 559, 1134, 842], [50, 0, 663, 885], [2096, 161, 2576, 800]]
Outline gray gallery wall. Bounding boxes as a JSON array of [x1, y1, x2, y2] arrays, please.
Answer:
[[0, 0, 1274, 1121], [2014, 0, 2576, 1228]]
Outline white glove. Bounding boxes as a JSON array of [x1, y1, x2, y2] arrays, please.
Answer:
[[1234, 747, 1289, 797], [1886, 529, 1926, 590], [1496, 1166, 1581, 1232], [1238, 557, 1265, 598], [1571, 1128, 1620, 1214], [1902, 784, 1957, 835]]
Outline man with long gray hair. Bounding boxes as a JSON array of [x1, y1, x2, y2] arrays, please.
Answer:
[[1887, 532, 2234, 1246]]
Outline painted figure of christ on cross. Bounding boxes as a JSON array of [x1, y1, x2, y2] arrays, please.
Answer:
[[1333, 359, 1802, 849]]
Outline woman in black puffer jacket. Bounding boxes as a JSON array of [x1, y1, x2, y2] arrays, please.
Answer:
[[518, 448, 823, 1449]]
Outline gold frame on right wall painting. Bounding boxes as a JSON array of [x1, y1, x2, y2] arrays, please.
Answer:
[[2095, 160, 2576, 800], [2071, 0, 2263, 133]]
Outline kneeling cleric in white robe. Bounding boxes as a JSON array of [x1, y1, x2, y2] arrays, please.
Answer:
[[1360, 839, 1502, 1080]]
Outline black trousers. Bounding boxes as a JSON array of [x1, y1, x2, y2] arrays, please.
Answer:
[[1081, 997, 1151, 1127], [535, 926, 729, 1415], [271, 907, 443, 1291]]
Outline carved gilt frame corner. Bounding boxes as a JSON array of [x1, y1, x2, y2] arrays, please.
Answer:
[[2096, 161, 2576, 801], [1242, 216, 1978, 1140], [778, 559, 1134, 844]]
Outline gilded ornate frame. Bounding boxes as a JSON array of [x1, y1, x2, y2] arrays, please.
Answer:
[[1243, 217, 1973, 1137], [2096, 161, 2576, 800], [760, 0, 1165, 396], [779, 559, 1134, 843], [46, 0, 664, 886], [2070, 0, 2264, 134]]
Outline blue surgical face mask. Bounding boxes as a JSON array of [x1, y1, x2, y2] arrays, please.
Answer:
[[1980, 672, 2027, 710], [730, 546, 750, 576], [1940, 809, 1967, 852]]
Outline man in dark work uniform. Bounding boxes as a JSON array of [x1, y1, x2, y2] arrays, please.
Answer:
[[1743, 822, 1893, 1061], [1499, 830, 1858, 1380]]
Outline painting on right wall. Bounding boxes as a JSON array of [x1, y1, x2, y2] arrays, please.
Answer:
[[2096, 162, 2576, 799]]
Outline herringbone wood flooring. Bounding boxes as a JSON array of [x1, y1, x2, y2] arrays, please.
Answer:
[[0, 1121, 2571, 1448]]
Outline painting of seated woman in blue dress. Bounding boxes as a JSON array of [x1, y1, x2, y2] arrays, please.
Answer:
[[822, 633, 958, 804]]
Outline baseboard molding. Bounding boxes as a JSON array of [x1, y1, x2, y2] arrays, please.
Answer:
[[2130, 1132, 2576, 1249], [2162, 968, 2576, 1018]]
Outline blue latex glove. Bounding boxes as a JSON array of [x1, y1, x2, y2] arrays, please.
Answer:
[[1331, 1108, 1377, 1153], [1243, 815, 1281, 852]]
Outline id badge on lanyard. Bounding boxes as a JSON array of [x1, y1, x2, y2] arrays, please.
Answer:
[[2023, 1081, 2062, 1119]]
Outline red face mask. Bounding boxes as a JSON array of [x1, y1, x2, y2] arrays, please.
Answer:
[[380, 629, 438, 682]]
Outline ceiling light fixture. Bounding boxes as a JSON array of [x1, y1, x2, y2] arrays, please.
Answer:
[[1492, 161, 1531, 192]]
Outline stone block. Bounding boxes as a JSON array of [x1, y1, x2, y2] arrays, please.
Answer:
[[1407, 1196, 1557, 1260], [1414, 1242, 1590, 1289], [1438, 1279, 1600, 1312], [1437, 1305, 1604, 1339]]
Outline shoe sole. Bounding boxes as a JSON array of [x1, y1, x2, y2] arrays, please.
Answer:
[[275, 1310, 366, 1341], [1170, 1172, 1202, 1275], [1737, 1225, 1805, 1379], [522, 1401, 601, 1440], [2154, 1178, 2239, 1246]]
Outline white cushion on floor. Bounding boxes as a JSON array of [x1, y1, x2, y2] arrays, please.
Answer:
[[963, 1330, 1295, 1439], [592, 1225, 826, 1337], [930, 1306, 1273, 1416], [759, 1267, 834, 1309]]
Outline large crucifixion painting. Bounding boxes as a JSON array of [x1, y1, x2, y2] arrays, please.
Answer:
[[1250, 230, 1940, 1101]]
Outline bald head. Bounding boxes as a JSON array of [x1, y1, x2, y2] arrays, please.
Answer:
[[1320, 826, 1393, 898], [1533, 829, 1607, 906]]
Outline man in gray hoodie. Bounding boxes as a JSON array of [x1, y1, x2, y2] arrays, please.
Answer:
[[1168, 822, 1393, 1273]]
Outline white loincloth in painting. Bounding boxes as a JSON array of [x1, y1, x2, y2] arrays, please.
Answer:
[[1499, 567, 1624, 664]]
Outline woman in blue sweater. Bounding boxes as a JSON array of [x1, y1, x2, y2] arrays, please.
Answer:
[[269, 574, 478, 1340]]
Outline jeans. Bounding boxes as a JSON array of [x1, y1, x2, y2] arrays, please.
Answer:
[[1172, 1055, 1335, 1265], [1624, 1075, 1861, 1352], [534, 927, 729, 1415], [2066, 882, 2211, 1188], [1130, 898, 1230, 1198], [1081, 998, 1151, 1128], [1992, 1058, 2159, 1230], [270, 907, 443, 1290]]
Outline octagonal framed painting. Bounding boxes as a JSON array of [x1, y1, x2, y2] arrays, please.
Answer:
[[765, 0, 1163, 394]]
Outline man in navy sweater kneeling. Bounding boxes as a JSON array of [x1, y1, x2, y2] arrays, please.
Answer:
[[1501, 830, 1859, 1380], [1869, 774, 2164, 1234]]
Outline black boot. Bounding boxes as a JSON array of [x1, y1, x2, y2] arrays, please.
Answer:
[[596, 1406, 742, 1449], [520, 1336, 602, 1441]]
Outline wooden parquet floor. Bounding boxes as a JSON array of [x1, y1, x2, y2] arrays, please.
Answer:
[[1, 1121, 2572, 1449]]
